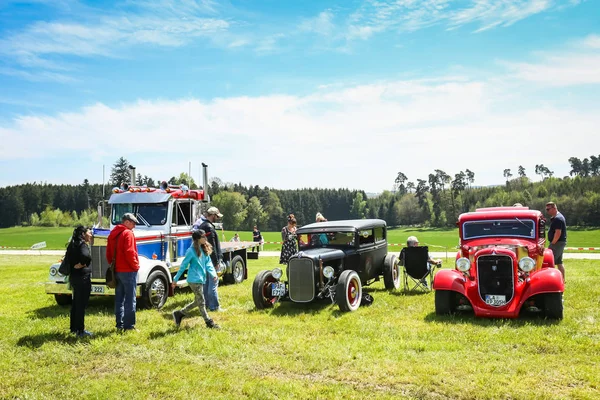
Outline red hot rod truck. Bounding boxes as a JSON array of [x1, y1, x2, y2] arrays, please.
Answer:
[[433, 206, 564, 319]]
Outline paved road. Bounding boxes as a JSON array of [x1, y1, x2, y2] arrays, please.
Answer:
[[2, 250, 599, 259]]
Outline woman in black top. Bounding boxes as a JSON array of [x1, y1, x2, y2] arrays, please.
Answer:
[[67, 226, 93, 337]]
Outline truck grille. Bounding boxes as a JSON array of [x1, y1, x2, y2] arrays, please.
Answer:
[[91, 245, 110, 280], [477, 255, 514, 306], [288, 258, 315, 302]]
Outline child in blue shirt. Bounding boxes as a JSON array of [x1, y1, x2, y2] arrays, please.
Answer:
[[171, 229, 220, 329]]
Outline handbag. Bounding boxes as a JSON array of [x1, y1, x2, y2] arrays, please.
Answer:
[[105, 232, 122, 288], [58, 245, 71, 276]]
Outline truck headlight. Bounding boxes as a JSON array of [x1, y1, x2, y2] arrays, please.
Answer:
[[519, 257, 535, 272], [272, 268, 282, 280], [50, 266, 58, 276], [323, 266, 335, 279], [456, 257, 470, 272]]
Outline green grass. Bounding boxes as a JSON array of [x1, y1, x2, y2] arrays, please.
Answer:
[[3, 226, 600, 253], [1, 255, 599, 399]]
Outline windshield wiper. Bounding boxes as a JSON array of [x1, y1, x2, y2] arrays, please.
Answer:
[[136, 213, 151, 227]]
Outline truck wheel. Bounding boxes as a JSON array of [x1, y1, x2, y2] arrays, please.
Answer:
[[252, 270, 279, 309], [141, 270, 169, 309], [435, 290, 456, 315], [224, 255, 245, 284], [335, 270, 362, 312], [55, 294, 72, 306], [544, 293, 563, 319], [383, 254, 400, 290]]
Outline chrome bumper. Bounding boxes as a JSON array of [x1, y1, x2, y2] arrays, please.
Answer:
[[45, 282, 142, 296]]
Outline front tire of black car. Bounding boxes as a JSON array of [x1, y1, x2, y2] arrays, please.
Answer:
[[224, 255, 245, 284], [544, 292, 563, 319], [435, 290, 456, 315], [55, 294, 72, 306], [383, 254, 400, 290], [141, 270, 169, 309], [335, 270, 362, 312], [252, 270, 279, 310]]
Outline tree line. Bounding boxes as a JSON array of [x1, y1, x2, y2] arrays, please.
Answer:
[[1, 155, 600, 230]]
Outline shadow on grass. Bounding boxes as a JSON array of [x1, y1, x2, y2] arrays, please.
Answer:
[[29, 297, 114, 319], [17, 330, 114, 349], [424, 310, 562, 327]]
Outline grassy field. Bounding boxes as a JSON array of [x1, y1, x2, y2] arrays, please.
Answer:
[[2, 226, 600, 252], [1, 255, 599, 399]]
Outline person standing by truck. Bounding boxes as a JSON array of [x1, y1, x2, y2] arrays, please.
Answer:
[[198, 207, 225, 312], [546, 201, 567, 283], [252, 225, 263, 253], [106, 213, 140, 332], [171, 230, 220, 329], [68, 226, 93, 337]]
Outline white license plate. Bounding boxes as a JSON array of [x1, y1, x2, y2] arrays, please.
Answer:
[[485, 294, 506, 306], [92, 285, 105, 294], [271, 282, 286, 297]]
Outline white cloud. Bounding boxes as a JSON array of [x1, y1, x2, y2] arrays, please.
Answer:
[[582, 34, 600, 49], [502, 36, 600, 86], [299, 11, 336, 36], [1, 71, 598, 191], [0, 1, 231, 79], [343, 0, 570, 41]]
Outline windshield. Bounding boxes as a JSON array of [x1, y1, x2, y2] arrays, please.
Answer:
[[298, 231, 355, 250], [463, 219, 536, 240], [111, 203, 168, 226]]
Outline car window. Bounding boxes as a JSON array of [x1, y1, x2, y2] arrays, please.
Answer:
[[358, 229, 374, 246], [374, 226, 386, 242], [298, 232, 355, 250], [463, 219, 536, 240]]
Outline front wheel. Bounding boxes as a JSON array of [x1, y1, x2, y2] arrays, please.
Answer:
[[223, 255, 245, 284], [383, 254, 400, 290], [55, 294, 72, 306], [435, 290, 456, 315], [141, 270, 169, 309], [335, 270, 362, 312], [544, 292, 563, 319], [252, 270, 280, 310]]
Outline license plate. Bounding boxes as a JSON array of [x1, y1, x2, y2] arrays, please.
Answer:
[[485, 294, 506, 306], [92, 285, 105, 294], [271, 282, 286, 297]]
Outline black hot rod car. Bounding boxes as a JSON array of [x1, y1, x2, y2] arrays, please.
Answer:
[[252, 219, 400, 312]]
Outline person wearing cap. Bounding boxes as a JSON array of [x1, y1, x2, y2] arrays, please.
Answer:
[[399, 235, 441, 289], [171, 230, 220, 329], [106, 213, 140, 332], [197, 206, 225, 312]]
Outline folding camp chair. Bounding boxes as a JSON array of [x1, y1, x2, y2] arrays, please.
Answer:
[[401, 246, 438, 292]]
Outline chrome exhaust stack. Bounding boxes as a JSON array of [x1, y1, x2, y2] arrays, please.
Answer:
[[202, 162, 210, 203]]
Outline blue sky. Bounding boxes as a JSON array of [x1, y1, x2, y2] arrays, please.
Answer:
[[0, 0, 599, 192]]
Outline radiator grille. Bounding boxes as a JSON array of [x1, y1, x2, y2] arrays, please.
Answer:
[[477, 255, 514, 306], [288, 258, 315, 302]]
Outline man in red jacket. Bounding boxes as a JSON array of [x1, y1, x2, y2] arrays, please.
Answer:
[[106, 213, 140, 332]]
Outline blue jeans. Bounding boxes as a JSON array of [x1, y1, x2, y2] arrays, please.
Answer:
[[203, 276, 220, 311], [115, 271, 138, 329]]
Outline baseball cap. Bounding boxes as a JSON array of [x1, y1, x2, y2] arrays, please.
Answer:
[[122, 213, 139, 224], [207, 207, 223, 218]]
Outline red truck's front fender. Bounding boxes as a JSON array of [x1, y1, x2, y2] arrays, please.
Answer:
[[433, 269, 467, 296], [542, 249, 555, 269], [521, 268, 564, 300]]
